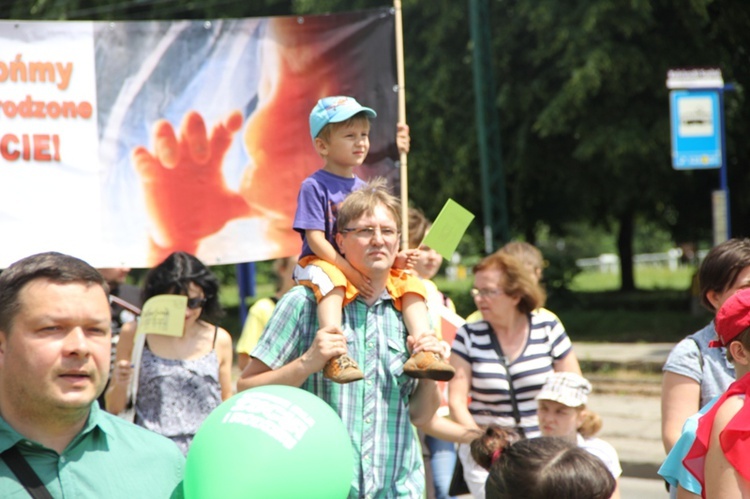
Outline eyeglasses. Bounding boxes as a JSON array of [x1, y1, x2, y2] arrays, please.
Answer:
[[186, 297, 208, 309], [470, 288, 502, 299], [340, 226, 399, 241]]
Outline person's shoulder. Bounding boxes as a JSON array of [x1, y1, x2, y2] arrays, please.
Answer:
[[299, 170, 327, 190], [533, 307, 562, 323], [530, 309, 568, 338], [688, 322, 718, 344], [712, 394, 745, 433], [465, 309, 483, 323], [461, 320, 489, 334], [215, 326, 233, 346], [581, 435, 618, 454], [273, 286, 316, 314], [668, 326, 712, 358], [421, 278, 439, 294], [281, 285, 314, 301]]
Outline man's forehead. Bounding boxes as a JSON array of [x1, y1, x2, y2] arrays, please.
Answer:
[[18, 278, 109, 307], [352, 204, 397, 226]]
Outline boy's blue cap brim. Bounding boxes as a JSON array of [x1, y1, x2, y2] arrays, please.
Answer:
[[309, 96, 377, 140]]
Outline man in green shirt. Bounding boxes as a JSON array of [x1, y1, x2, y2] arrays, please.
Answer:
[[0, 252, 184, 498]]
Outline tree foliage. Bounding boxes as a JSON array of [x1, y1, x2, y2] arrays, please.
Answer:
[[9, 0, 750, 291]]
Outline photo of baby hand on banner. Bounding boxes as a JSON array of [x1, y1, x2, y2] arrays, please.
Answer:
[[0, 8, 400, 268]]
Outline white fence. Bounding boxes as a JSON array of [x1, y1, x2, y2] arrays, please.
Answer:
[[576, 248, 709, 273]]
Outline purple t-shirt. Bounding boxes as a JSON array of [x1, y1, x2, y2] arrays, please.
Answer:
[[293, 169, 366, 258]]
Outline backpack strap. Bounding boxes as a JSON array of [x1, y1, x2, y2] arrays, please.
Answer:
[[1, 446, 54, 499]]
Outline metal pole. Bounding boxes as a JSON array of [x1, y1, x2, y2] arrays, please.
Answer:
[[469, 0, 510, 253], [718, 87, 731, 240]]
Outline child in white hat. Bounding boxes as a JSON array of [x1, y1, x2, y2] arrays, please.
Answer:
[[535, 372, 622, 497]]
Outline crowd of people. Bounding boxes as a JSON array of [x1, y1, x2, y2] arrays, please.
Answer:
[[2, 93, 749, 499]]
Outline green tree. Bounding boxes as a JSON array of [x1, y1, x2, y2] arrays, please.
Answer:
[[12, 0, 750, 291]]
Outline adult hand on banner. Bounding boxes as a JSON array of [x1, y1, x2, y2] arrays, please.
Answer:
[[132, 111, 255, 264]]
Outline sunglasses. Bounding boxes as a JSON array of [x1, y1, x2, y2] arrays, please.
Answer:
[[186, 296, 208, 309]]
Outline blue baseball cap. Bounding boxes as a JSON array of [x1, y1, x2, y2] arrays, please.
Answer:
[[309, 96, 377, 141]]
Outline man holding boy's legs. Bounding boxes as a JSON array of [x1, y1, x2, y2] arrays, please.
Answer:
[[238, 184, 441, 498]]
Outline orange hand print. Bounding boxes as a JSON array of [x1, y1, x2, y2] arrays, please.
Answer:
[[132, 110, 252, 264]]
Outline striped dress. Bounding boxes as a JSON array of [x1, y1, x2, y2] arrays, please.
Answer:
[[451, 309, 573, 438]]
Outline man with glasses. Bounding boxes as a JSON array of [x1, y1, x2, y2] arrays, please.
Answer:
[[238, 180, 442, 499]]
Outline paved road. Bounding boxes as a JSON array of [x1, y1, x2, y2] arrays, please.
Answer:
[[585, 346, 670, 499]]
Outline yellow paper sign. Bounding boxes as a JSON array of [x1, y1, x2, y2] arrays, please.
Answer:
[[421, 199, 475, 260], [135, 295, 187, 337]]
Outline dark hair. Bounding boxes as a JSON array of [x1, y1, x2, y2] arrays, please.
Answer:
[[142, 252, 223, 322], [699, 238, 750, 312], [0, 252, 108, 333], [470, 424, 521, 471], [473, 252, 546, 313], [486, 437, 615, 499]]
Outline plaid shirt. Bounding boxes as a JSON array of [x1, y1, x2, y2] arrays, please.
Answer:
[[252, 285, 424, 499]]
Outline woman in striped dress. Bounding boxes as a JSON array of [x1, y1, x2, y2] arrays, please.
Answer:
[[448, 251, 581, 498]]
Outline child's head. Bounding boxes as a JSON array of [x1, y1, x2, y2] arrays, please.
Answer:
[[536, 372, 602, 440], [309, 96, 376, 142], [486, 437, 616, 499], [408, 207, 442, 280], [713, 288, 750, 370], [469, 424, 521, 471], [498, 241, 544, 284]]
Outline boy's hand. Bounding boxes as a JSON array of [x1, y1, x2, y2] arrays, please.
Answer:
[[396, 123, 410, 155], [394, 248, 419, 270], [346, 268, 375, 299]]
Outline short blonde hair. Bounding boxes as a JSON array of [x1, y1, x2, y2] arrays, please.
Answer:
[[336, 177, 401, 232], [499, 242, 544, 275]]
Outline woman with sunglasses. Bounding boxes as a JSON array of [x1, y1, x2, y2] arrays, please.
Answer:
[[448, 251, 581, 498], [105, 252, 233, 455]]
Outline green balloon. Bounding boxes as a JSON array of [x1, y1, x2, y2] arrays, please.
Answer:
[[184, 385, 354, 499]]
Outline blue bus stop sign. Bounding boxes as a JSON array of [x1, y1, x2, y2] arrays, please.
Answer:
[[670, 90, 722, 169]]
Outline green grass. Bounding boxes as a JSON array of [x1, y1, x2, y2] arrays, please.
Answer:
[[570, 266, 696, 292]]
